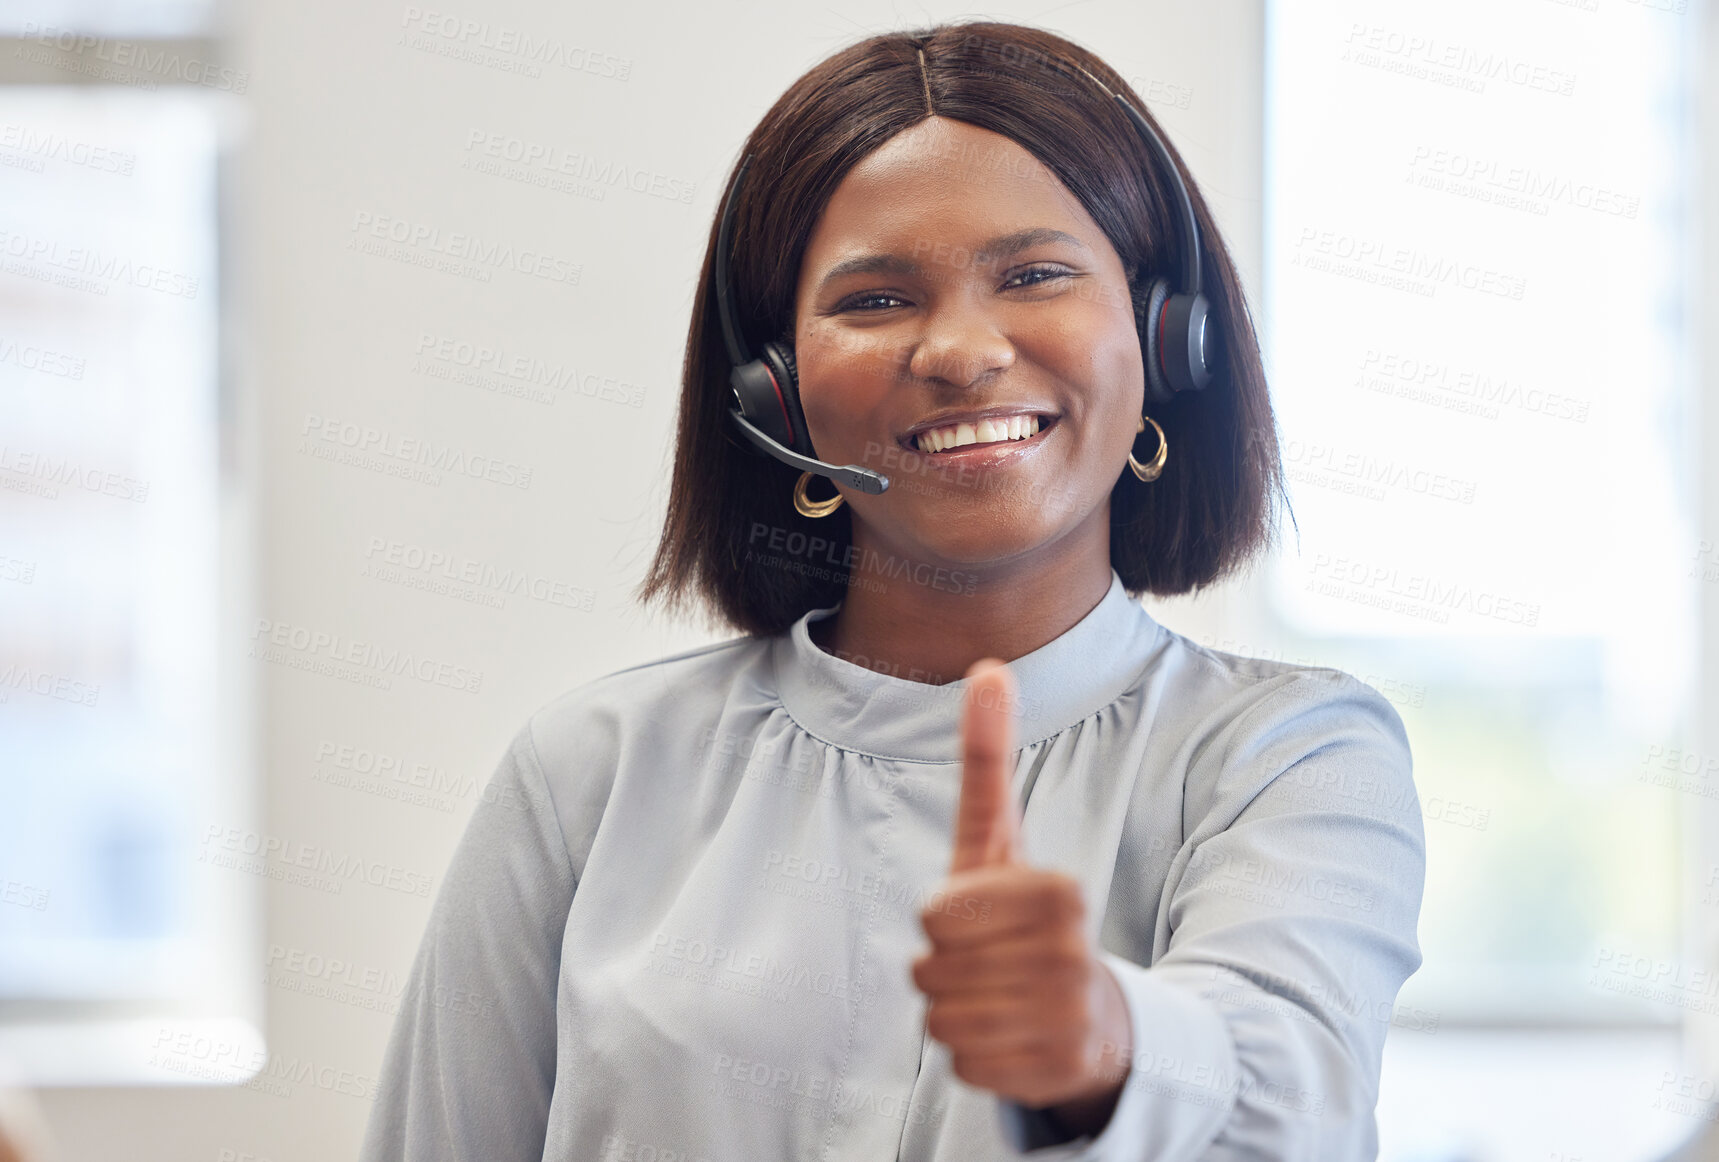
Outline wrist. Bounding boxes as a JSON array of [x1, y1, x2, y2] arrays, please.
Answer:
[[1044, 960, 1134, 1134]]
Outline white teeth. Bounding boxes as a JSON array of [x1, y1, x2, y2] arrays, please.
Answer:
[[914, 414, 1042, 454]]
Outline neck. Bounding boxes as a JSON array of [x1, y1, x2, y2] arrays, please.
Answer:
[[807, 507, 1115, 686]]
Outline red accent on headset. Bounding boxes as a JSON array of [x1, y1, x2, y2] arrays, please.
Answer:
[[765, 367, 796, 445]]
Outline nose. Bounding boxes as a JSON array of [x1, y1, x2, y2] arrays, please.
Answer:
[[906, 298, 1017, 388]]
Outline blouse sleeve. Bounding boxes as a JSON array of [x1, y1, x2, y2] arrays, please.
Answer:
[[995, 670, 1427, 1160], [358, 721, 577, 1162]]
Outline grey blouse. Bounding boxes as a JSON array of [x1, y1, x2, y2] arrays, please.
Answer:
[[359, 566, 1425, 1160]]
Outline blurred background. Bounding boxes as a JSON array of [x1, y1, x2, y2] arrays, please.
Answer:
[[0, 0, 1714, 1158]]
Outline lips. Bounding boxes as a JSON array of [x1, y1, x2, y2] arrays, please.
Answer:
[[897, 409, 1061, 452], [900, 416, 1063, 463]]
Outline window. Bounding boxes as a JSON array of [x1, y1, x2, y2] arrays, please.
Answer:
[[1263, 1, 1696, 1154], [0, 24, 261, 1083]]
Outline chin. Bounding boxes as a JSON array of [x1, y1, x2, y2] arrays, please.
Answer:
[[903, 520, 1050, 571]]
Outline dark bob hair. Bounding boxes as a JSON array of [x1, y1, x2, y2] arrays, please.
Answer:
[[637, 20, 1293, 638]]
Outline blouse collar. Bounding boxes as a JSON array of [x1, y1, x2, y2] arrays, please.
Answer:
[[770, 566, 1165, 764]]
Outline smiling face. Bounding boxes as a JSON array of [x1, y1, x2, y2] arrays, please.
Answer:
[[791, 115, 1146, 571]]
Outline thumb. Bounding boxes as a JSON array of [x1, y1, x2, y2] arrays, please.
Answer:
[[950, 657, 1021, 873]]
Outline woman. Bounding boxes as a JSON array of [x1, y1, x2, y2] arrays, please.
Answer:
[[361, 21, 1425, 1161]]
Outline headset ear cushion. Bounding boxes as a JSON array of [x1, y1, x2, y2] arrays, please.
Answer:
[[762, 341, 813, 455], [1136, 277, 1175, 405], [1160, 292, 1215, 393]]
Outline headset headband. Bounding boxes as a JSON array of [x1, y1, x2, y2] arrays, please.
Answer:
[[1061, 62, 1203, 298], [714, 153, 755, 370]]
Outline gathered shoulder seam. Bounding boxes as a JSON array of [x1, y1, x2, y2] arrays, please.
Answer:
[[519, 715, 578, 893]]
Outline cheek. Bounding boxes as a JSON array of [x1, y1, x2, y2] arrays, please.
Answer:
[[795, 336, 891, 448], [1043, 295, 1141, 380], [1047, 337, 1144, 451], [1096, 337, 1146, 431]]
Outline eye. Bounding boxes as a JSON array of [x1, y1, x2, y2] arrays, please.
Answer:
[[838, 291, 910, 313], [834, 265, 1072, 313], [1004, 264, 1072, 290]]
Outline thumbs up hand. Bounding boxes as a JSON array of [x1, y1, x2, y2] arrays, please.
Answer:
[[910, 659, 1135, 1131]]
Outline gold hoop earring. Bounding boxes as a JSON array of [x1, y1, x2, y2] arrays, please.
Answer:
[[793, 471, 846, 518], [1128, 414, 1167, 483]]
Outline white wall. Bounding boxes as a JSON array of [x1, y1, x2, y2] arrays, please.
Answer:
[[30, 3, 1265, 1158]]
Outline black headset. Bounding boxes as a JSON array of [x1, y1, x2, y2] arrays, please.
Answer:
[[713, 76, 1218, 497]]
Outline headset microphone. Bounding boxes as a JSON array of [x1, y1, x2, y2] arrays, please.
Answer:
[[712, 78, 1218, 491]]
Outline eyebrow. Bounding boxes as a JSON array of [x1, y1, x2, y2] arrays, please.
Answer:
[[815, 228, 1090, 294]]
